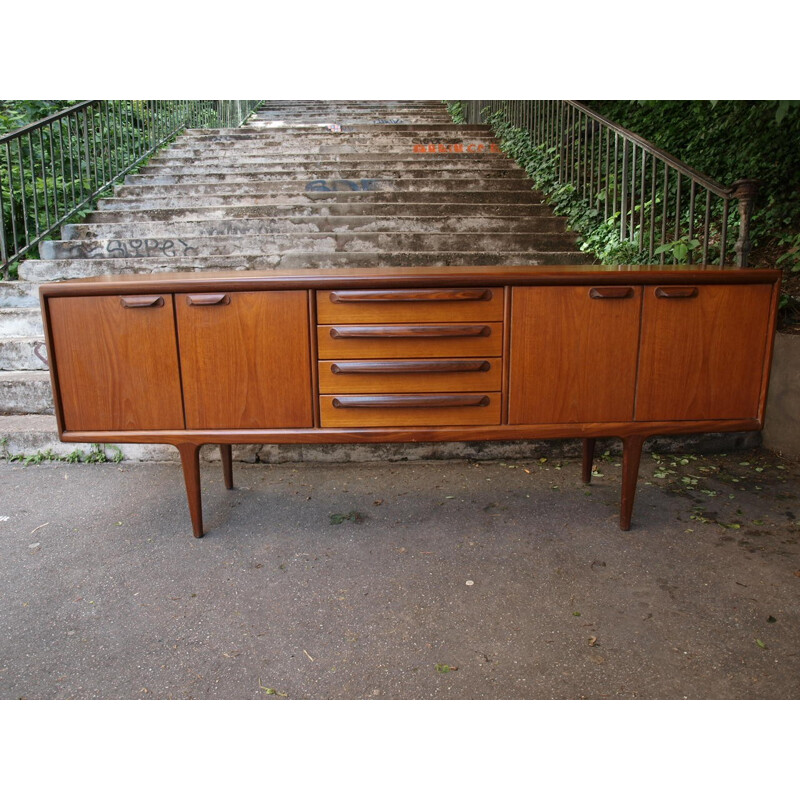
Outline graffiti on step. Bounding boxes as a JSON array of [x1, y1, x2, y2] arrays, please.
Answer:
[[375, 119, 404, 124], [34, 342, 48, 367], [104, 239, 200, 258], [305, 179, 384, 192], [413, 142, 501, 154]]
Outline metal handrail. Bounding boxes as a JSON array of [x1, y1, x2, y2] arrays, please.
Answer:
[[455, 100, 759, 267], [0, 100, 262, 276]]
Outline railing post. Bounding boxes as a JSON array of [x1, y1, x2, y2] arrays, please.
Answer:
[[731, 179, 760, 267]]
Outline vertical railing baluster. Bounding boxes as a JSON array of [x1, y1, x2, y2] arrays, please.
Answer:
[[638, 149, 646, 253], [674, 172, 682, 252], [688, 180, 697, 263], [720, 198, 729, 266], [649, 156, 657, 261], [660, 164, 669, 264]]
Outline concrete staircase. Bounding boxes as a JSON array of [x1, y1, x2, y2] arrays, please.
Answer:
[[1, 100, 592, 462]]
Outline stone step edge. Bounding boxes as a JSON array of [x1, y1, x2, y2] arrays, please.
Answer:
[[0, 414, 762, 464]]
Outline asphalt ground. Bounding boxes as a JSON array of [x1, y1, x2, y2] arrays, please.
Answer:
[[1, 447, 799, 701]]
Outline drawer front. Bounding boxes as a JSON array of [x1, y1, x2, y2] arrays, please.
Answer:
[[317, 287, 504, 323], [317, 322, 503, 359], [318, 358, 502, 393], [320, 392, 501, 427]]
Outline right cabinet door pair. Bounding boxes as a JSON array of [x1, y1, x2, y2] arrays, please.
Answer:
[[508, 284, 774, 424]]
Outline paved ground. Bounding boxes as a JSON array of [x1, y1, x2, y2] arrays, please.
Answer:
[[1, 446, 798, 700]]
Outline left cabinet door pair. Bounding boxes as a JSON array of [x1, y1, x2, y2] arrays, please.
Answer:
[[48, 291, 313, 432]]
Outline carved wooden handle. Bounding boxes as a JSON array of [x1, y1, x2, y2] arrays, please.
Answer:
[[329, 325, 491, 339], [655, 286, 698, 299], [589, 287, 634, 299], [120, 295, 164, 308], [329, 289, 493, 303], [330, 360, 492, 374], [332, 394, 491, 408], [186, 293, 231, 306]]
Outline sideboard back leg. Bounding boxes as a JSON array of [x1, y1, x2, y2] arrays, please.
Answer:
[[177, 443, 204, 538], [619, 435, 646, 531], [220, 444, 234, 490], [581, 438, 596, 484]]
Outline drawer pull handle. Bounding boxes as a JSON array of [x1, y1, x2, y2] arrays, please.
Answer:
[[332, 394, 491, 409], [329, 325, 491, 339], [331, 360, 492, 375], [329, 289, 493, 303], [655, 286, 698, 299], [186, 293, 231, 306], [589, 287, 634, 299], [120, 295, 164, 308]]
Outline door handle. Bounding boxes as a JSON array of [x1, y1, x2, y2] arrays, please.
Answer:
[[654, 286, 698, 299], [120, 295, 164, 308], [186, 293, 231, 306], [589, 287, 634, 299]]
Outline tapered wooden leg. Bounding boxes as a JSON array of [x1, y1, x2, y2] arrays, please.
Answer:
[[620, 435, 646, 531], [220, 444, 234, 490], [581, 438, 596, 483], [177, 443, 204, 538]]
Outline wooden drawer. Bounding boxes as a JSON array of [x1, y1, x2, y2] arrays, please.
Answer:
[[317, 287, 504, 323], [318, 358, 502, 393], [320, 392, 502, 427], [317, 322, 503, 359]]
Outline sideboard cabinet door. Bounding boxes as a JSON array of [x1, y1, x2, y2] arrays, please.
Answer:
[[508, 286, 642, 424], [635, 284, 774, 421], [47, 294, 184, 431], [176, 290, 312, 429]]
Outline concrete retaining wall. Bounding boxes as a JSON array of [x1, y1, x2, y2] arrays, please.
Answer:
[[763, 331, 800, 460]]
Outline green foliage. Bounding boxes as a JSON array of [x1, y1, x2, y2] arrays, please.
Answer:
[[586, 101, 800, 250], [480, 111, 652, 265], [446, 101, 466, 124], [3, 442, 124, 464], [654, 236, 702, 265], [776, 231, 800, 272]]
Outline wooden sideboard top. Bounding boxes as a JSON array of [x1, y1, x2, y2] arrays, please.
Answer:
[[39, 264, 782, 298]]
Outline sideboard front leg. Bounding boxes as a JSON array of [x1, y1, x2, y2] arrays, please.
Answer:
[[620, 435, 646, 531], [177, 443, 204, 538], [581, 438, 596, 484], [220, 444, 234, 490]]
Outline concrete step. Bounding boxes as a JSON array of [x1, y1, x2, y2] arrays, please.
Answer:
[[83, 202, 554, 224], [246, 118, 453, 127], [183, 124, 491, 136], [137, 161, 521, 176], [0, 281, 40, 308], [141, 150, 518, 167], [95, 191, 546, 210], [146, 153, 512, 166], [112, 179, 536, 197], [0, 337, 48, 371], [147, 144, 506, 159], [41, 231, 580, 260], [0, 414, 178, 462], [19, 250, 592, 281], [0, 308, 44, 337], [173, 129, 495, 141], [0, 371, 53, 414], [62, 215, 568, 240], [128, 167, 528, 183]]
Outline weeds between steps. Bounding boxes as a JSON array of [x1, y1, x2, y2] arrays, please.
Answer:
[[0, 439, 123, 465]]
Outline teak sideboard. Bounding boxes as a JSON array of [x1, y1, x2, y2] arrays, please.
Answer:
[[39, 265, 781, 537]]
